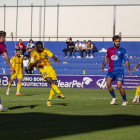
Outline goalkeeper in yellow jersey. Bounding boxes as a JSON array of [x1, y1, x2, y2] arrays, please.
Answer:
[[28, 41, 65, 106], [132, 62, 140, 103], [6, 49, 24, 96]]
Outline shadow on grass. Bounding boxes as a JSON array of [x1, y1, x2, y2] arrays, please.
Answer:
[[22, 94, 41, 96], [0, 111, 140, 140], [9, 105, 38, 110], [52, 103, 69, 106]]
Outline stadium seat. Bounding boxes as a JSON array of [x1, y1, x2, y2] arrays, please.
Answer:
[[0, 41, 140, 75]]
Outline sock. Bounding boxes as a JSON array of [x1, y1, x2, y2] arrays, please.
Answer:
[[121, 94, 127, 102], [51, 83, 61, 94], [109, 90, 116, 98], [17, 83, 21, 93], [8, 82, 12, 89], [135, 96, 138, 99], [135, 86, 140, 97], [48, 88, 55, 101]]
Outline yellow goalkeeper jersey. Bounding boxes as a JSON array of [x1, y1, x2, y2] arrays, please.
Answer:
[[30, 48, 53, 70], [10, 56, 23, 74]]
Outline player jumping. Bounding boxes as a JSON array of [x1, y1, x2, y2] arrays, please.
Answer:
[[0, 31, 15, 111], [6, 49, 24, 96], [132, 63, 140, 103], [101, 35, 131, 106], [28, 41, 65, 106]]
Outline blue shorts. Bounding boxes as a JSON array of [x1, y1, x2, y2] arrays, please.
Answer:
[[107, 70, 124, 83]]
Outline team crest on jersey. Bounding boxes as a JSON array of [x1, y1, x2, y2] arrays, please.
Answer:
[[118, 51, 120, 54], [111, 55, 118, 60]]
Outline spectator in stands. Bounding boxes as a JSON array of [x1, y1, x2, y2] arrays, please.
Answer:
[[16, 39, 25, 55], [32, 46, 35, 51], [25, 39, 35, 58], [23, 56, 33, 74], [63, 37, 75, 58], [81, 40, 87, 58], [73, 40, 82, 58], [23, 56, 29, 74], [86, 40, 98, 58], [27, 39, 34, 48]]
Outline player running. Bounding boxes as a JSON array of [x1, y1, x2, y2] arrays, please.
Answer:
[[0, 31, 14, 112], [28, 41, 65, 106], [6, 49, 24, 96], [132, 63, 140, 103], [101, 35, 131, 106]]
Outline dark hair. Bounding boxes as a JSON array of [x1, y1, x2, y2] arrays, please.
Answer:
[[15, 49, 20, 51], [36, 41, 43, 47], [32, 46, 35, 48], [112, 35, 121, 42], [0, 31, 6, 38], [29, 39, 34, 43]]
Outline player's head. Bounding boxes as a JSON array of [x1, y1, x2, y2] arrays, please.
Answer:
[[0, 31, 6, 43], [112, 35, 121, 48], [36, 41, 43, 53], [15, 49, 21, 57]]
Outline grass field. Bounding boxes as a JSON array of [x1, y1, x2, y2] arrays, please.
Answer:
[[0, 87, 140, 140]]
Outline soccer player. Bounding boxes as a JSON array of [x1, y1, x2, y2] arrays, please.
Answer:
[[101, 35, 131, 106], [132, 63, 140, 103], [0, 31, 14, 111], [6, 49, 23, 96], [28, 41, 65, 106]]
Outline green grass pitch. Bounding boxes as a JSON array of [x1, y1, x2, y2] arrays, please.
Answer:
[[0, 87, 140, 140]]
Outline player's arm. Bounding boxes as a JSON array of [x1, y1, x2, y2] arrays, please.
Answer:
[[123, 49, 131, 76], [29, 60, 41, 68], [3, 52, 14, 72], [101, 48, 110, 72], [132, 62, 140, 72], [52, 55, 60, 65], [22, 63, 24, 74], [101, 58, 109, 72], [126, 61, 131, 76]]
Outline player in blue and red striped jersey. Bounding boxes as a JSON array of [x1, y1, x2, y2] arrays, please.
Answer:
[[101, 35, 131, 106], [0, 31, 14, 111]]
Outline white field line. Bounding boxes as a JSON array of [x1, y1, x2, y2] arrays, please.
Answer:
[[2, 97, 134, 102]]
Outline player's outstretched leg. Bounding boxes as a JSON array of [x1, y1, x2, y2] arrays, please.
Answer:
[[0, 97, 9, 112], [47, 88, 55, 106], [117, 81, 128, 106], [106, 78, 117, 105], [51, 83, 65, 99], [132, 85, 140, 103], [46, 78, 65, 106]]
